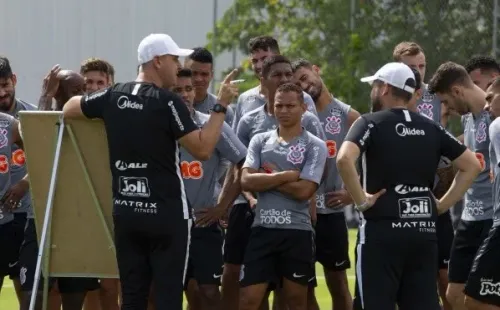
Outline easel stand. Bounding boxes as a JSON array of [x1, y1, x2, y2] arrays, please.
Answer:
[[28, 116, 116, 310]]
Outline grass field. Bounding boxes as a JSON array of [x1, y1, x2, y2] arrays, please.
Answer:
[[0, 230, 358, 309]]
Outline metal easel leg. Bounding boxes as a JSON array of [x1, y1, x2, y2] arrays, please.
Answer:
[[29, 120, 65, 310]]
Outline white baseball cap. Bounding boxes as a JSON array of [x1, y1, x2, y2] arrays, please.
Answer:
[[360, 62, 416, 94], [137, 33, 193, 65]]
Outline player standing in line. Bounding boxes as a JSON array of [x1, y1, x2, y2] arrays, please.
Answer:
[[339, 62, 480, 310], [292, 58, 360, 310], [231, 36, 317, 131], [184, 48, 235, 221], [239, 83, 327, 310], [393, 42, 455, 310], [184, 47, 235, 126], [463, 77, 500, 310], [465, 56, 500, 92], [0, 56, 34, 306], [74, 58, 121, 310], [428, 62, 495, 310], [222, 54, 324, 310], [80, 57, 115, 93], [172, 68, 247, 310]]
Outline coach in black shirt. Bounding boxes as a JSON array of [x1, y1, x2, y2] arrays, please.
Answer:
[[336, 62, 480, 310], [62, 33, 239, 310]]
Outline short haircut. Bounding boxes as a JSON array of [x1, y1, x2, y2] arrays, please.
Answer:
[[248, 36, 280, 54], [464, 55, 500, 74], [177, 68, 192, 78], [276, 83, 304, 102], [80, 58, 114, 78], [0, 56, 13, 79], [428, 62, 472, 94], [393, 42, 424, 61], [188, 47, 213, 64], [262, 55, 290, 78], [411, 67, 422, 91], [291, 58, 313, 73]]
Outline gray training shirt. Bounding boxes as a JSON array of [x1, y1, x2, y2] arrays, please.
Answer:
[[315, 98, 351, 214], [193, 93, 234, 199], [489, 118, 500, 227], [0, 113, 18, 225], [243, 129, 327, 231], [194, 92, 234, 127], [180, 111, 247, 211], [235, 105, 325, 204], [462, 110, 493, 221], [232, 86, 317, 133], [416, 85, 442, 124], [8, 99, 36, 218]]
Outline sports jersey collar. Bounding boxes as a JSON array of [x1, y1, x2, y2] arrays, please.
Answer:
[[274, 126, 308, 145]]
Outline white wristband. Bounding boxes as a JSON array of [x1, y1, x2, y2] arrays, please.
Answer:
[[355, 200, 369, 212]]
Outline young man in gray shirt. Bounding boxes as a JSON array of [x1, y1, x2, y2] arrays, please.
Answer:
[[239, 83, 327, 310], [429, 62, 495, 310], [222, 53, 324, 310], [463, 76, 500, 310], [172, 69, 247, 310]]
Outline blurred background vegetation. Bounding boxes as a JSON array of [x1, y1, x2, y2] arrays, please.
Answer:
[[206, 0, 498, 134]]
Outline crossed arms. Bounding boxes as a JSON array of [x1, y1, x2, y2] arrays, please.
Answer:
[[240, 169, 318, 201]]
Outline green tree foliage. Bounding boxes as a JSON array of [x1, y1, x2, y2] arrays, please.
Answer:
[[208, 0, 493, 122]]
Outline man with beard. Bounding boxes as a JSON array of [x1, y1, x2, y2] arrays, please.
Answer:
[[0, 56, 34, 307], [172, 68, 247, 310], [20, 69, 100, 310], [429, 62, 495, 310], [394, 42, 455, 310], [184, 47, 234, 126], [465, 56, 500, 92], [292, 58, 360, 310], [239, 83, 327, 310], [339, 62, 480, 310], [462, 77, 500, 310]]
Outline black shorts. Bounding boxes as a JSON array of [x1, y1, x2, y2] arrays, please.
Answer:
[[448, 219, 492, 284], [185, 224, 224, 287], [464, 223, 500, 307], [239, 227, 315, 287], [114, 214, 190, 310], [19, 219, 100, 293], [353, 221, 440, 310], [315, 213, 350, 271], [0, 213, 26, 279], [223, 203, 254, 265], [436, 211, 454, 269]]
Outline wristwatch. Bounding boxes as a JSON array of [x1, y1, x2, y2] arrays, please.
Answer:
[[212, 103, 227, 114]]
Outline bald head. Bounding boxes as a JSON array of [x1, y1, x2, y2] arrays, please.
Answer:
[[55, 70, 85, 110], [57, 70, 84, 84]]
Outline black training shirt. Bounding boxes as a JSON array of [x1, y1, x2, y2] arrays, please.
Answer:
[[345, 108, 466, 221], [80, 82, 198, 219]]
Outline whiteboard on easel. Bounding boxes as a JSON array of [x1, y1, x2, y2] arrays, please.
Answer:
[[19, 111, 118, 278]]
